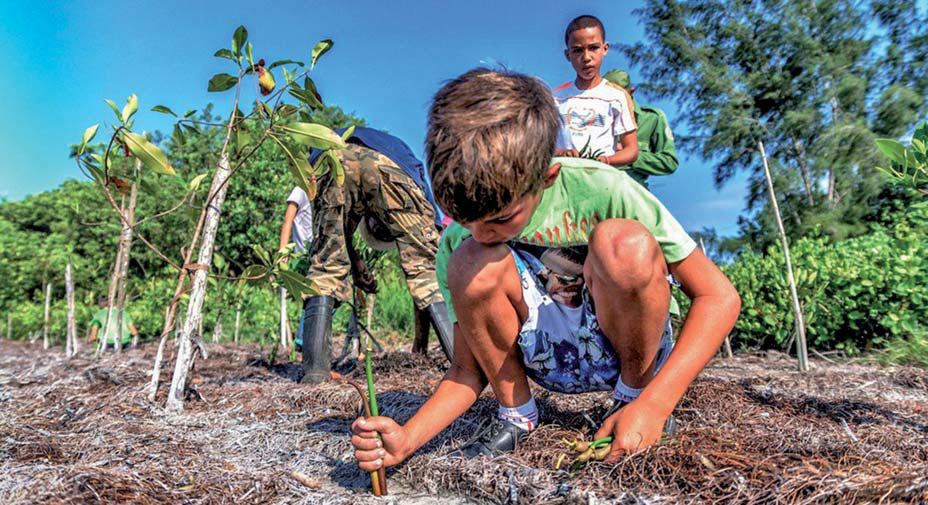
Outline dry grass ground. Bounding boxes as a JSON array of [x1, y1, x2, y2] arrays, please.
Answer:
[[1, 338, 926, 504]]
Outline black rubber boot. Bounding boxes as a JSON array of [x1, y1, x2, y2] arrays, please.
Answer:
[[300, 295, 335, 384], [428, 302, 454, 363]]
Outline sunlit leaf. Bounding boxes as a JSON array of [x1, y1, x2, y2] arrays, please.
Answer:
[[151, 105, 177, 117], [244, 42, 254, 67], [340, 125, 355, 142], [121, 94, 138, 123], [268, 59, 304, 70], [277, 140, 316, 199], [81, 124, 99, 151], [310, 39, 333, 70], [104, 99, 122, 122], [875, 139, 906, 165], [208, 73, 239, 92], [188, 173, 208, 191], [284, 122, 346, 150], [236, 127, 252, 150], [214, 48, 236, 61], [232, 25, 248, 58], [326, 149, 345, 185], [122, 131, 175, 176]]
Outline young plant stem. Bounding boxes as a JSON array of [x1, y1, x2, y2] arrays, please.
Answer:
[[363, 331, 387, 495]]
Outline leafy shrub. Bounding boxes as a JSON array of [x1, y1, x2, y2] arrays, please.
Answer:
[[719, 203, 927, 354]]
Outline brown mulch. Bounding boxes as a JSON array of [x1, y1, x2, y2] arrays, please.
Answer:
[[0, 340, 926, 504]]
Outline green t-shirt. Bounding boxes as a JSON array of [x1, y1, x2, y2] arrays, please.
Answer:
[[436, 157, 696, 323], [91, 307, 134, 345]]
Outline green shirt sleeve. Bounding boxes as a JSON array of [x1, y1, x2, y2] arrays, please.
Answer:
[[628, 107, 678, 179], [436, 224, 470, 325]]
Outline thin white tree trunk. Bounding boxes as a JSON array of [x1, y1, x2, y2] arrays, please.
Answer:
[[212, 316, 223, 343], [758, 140, 809, 372], [234, 308, 241, 344], [97, 196, 126, 357], [43, 282, 52, 350], [280, 286, 289, 350], [115, 166, 139, 354], [65, 262, 78, 357], [166, 152, 232, 414]]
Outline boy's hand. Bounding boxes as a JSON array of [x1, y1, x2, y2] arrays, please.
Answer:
[[555, 148, 579, 158], [351, 416, 408, 471], [594, 397, 668, 462]]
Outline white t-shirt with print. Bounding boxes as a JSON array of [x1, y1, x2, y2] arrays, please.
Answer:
[[286, 187, 314, 253], [553, 80, 636, 157]]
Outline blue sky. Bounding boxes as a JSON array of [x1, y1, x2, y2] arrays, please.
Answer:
[[0, 0, 747, 236]]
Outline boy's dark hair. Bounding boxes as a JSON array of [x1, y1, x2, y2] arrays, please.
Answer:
[[426, 68, 559, 223], [564, 15, 605, 45]]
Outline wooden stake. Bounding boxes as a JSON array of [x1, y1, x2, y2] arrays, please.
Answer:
[[43, 282, 52, 350], [234, 308, 241, 344], [66, 262, 78, 357], [758, 139, 809, 372]]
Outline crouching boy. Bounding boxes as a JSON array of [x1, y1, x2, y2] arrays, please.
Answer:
[[350, 69, 740, 468]]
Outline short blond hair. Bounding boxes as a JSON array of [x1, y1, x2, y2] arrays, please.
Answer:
[[426, 68, 559, 223]]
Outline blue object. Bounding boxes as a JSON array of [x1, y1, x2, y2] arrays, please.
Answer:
[[308, 126, 444, 228]]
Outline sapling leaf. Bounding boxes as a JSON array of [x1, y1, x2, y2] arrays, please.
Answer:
[[172, 124, 186, 144], [80, 124, 99, 153], [122, 131, 176, 176], [875, 139, 906, 165], [327, 149, 345, 185], [121, 94, 139, 123], [188, 173, 208, 191], [214, 48, 236, 61], [244, 42, 254, 67], [232, 25, 248, 58], [208, 73, 239, 92], [340, 125, 356, 142], [183, 109, 197, 118], [104, 99, 122, 123], [284, 122, 346, 150], [151, 105, 177, 117], [310, 39, 333, 69]]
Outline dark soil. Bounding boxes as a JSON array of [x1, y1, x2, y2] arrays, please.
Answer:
[[1, 340, 926, 504]]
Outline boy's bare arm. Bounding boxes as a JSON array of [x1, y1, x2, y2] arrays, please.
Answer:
[[278, 202, 299, 253], [597, 248, 739, 458], [351, 324, 485, 471], [598, 130, 639, 167]]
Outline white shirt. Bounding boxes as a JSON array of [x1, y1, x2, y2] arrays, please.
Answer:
[[553, 80, 636, 157], [286, 187, 314, 252]]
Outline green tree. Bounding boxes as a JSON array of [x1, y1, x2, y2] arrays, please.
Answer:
[[623, 0, 927, 249]]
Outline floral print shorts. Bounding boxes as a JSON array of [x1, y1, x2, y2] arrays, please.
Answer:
[[510, 246, 674, 399]]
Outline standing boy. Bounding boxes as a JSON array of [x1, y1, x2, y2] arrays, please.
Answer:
[[299, 126, 454, 384], [280, 185, 314, 351], [350, 69, 740, 468], [554, 15, 639, 169], [603, 69, 679, 188]]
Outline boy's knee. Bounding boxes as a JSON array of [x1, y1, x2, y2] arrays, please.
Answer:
[[588, 219, 664, 290], [447, 239, 516, 304]]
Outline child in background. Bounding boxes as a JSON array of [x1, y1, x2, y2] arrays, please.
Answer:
[[554, 15, 639, 169]]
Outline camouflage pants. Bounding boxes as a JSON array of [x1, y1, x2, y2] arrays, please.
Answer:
[[307, 143, 442, 309]]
